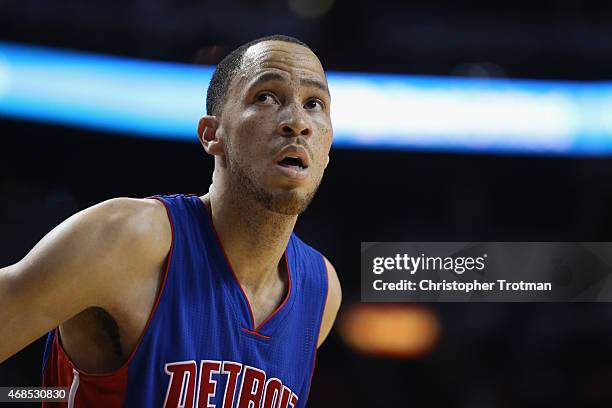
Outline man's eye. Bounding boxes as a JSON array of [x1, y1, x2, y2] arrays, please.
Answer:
[[304, 99, 323, 110], [256, 93, 277, 104]]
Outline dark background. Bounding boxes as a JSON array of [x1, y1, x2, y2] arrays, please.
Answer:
[[2, 0, 612, 407]]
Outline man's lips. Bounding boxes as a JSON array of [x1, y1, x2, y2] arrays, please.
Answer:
[[275, 163, 308, 180], [273, 144, 310, 181], [274, 145, 311, 169]]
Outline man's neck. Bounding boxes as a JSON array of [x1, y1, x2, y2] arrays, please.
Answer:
[[200, 190, 297, 294]]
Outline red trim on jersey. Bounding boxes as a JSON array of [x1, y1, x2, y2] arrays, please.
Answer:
[[42, 330, 128, 407], [254, 254, 292, 331], [43, 196, 175, 406], [302, 254, 330, 405], [241, 327, 271, 340], [200, 198, 292, 337]]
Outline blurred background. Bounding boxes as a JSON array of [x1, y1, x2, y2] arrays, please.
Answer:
[[2, 0, 612, 407]]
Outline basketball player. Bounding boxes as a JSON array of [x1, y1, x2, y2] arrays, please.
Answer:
[[0, 34, 342, 407]]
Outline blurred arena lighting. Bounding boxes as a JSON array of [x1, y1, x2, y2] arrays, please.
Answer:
[[338, 304, 440, 359], [288, 0, 335, 19], [451, 61, 508, 79], [0, 57, 9, 98], [1, 42, 612, 156], [0, 42, 210, 139]]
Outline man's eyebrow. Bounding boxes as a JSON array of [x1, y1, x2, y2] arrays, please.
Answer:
[[249, 72, 287, 88], [248, 72, 330, 95], [300, 78, 330, 95]]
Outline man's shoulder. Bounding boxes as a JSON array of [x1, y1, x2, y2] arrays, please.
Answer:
[[289, 235, 337, 286], [321, 256, 341, 306], [316, 255, 341, 348], [92, 197, 168, 232], [94, 196, 165, 221], [289, 233, 324, 259], [83, 197, 172, 263]]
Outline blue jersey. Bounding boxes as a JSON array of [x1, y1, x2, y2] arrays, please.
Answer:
[[42, 194, 328, 408]]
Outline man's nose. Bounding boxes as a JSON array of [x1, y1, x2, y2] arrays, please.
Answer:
[[277, 105, 312, 138]]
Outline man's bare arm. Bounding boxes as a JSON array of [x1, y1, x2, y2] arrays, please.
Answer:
[[0, 197, 171, 363], [317, 256, 342, 348]]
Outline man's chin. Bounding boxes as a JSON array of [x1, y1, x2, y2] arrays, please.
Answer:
[[260, 189, 313, 215], [227, 161, 318, 215]]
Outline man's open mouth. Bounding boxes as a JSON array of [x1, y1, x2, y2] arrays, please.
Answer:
[[277, 156, 308, 170]]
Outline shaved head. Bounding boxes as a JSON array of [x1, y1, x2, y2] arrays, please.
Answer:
[[206, 35, 311, 118]]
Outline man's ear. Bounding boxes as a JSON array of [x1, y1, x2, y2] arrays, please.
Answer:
[[197, 116, 223, 156]]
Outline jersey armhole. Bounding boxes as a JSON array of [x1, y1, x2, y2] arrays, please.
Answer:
[[50, 196, 176, 381]]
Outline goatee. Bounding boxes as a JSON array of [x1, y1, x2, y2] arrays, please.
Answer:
[[227, 157, 320, 216]]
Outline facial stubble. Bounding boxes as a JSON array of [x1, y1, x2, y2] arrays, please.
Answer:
[[226, 150, 322, 216]]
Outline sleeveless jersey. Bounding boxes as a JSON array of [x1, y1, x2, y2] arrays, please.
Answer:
[[41, 194, 328, 408]]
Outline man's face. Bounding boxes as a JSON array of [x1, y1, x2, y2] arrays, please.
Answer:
[[218, 40, 333, 215]]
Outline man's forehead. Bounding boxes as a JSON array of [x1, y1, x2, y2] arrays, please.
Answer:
[[238, 41, 327, 85]]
